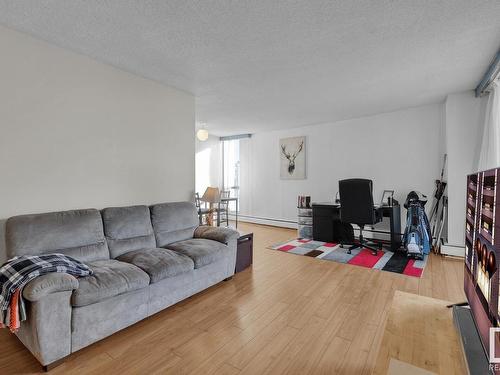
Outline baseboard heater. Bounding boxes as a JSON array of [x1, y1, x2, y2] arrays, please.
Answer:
[[229, 214, 297, 229], [229, 214, 396, 238]]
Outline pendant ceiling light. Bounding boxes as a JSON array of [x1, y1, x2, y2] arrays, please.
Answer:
[[196, 123, 209, 141]]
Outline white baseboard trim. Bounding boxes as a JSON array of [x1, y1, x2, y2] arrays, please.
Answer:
[[229, 214, 396, 234], [229, 214, 297, 229], [441, 243, 465, 257]]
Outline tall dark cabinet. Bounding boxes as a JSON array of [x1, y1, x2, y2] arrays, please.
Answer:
[[465, 167, 500, 329]]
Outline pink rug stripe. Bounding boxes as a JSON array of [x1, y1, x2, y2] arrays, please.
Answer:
[[402, 259, 423, 277], [322, 242, 337, 247], [348, 249, 384, 268], [277, 244, 295, 251]]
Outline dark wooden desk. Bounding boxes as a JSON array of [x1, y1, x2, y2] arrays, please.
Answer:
[[312, 202, 402, 251]]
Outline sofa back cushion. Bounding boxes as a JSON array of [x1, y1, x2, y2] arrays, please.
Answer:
[[102, 205, 156, 258], [6, 209, 109, 262], [150, 202, 199, 247]]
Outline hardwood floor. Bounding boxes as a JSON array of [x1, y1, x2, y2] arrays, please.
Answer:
[[0, 222, 466, 374], [373, 291, 465, 374]]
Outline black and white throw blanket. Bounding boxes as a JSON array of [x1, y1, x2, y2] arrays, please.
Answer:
[[0, 254, 93, 330]]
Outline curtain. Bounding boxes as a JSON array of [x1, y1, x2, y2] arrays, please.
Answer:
[[478, 81, 500, 170], [222, 139, 240, 212]]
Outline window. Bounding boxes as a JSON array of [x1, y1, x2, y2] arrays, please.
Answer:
[[222, 139, 240, 212]]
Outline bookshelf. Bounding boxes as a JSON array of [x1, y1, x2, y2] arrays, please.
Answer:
[[464, 168, 500, 366], [466, 168, 500, 322], [480, 169, 497, 246], [465, 173, 479, 273]]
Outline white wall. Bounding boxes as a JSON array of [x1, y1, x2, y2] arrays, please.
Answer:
[[0, 25, 195, 262], [195, 135, 221, 195], [444, 91, 487, 249], [196, 92, 487, 257], [239, 104, 445, 229]]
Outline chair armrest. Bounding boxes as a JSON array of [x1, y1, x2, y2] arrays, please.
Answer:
[[23, 273, 79, 302], [194, 226, 240, 244]]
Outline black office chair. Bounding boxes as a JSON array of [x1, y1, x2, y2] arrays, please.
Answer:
[[339, 178, 383, 255]]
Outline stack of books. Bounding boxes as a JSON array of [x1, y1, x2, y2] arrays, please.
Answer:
[[297, 195, 311, 208]]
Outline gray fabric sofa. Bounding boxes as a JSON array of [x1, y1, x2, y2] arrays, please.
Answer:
[[4, 201, 239, 369]]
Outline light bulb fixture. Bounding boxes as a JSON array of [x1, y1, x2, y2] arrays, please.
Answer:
[[196, 123, 209, 141], [196, 129, 209, 141]]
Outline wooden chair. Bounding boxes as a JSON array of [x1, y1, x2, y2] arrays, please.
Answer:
[[195, 192, 210, 225], [218, 190, 230, 227]]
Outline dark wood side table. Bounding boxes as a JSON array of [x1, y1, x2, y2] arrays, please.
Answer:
[[235, 233, 253, 273]]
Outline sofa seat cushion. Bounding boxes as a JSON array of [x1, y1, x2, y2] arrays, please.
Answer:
[[116, 248, 194, 283], [166, 238, 229, 269], [71, 259, 150, 307]]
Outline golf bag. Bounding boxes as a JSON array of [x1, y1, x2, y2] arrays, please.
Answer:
[[403, 191, 432, 260]]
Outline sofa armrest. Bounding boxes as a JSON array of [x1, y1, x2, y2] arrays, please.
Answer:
[[15, 291, 73, 366], [194, 226, 240, 244], [23, 273, 79, 302], [194, 226, 239, 278]]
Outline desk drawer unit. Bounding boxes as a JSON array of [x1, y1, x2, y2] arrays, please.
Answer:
[[312, 204, 337, 242]]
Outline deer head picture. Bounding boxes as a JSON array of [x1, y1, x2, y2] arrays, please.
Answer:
[[280, 137, 306, 179]]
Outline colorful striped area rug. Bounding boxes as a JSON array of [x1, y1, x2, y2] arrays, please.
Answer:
[[269, 238, 428, 278]]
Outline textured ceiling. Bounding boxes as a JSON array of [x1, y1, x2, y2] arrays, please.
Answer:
[[0, 1, 499, 135]]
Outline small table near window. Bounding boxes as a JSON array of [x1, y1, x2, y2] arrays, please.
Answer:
[[217, 197, 238, 228]]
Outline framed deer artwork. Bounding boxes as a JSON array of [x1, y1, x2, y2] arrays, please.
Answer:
[[279, 136, 306, 179]]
